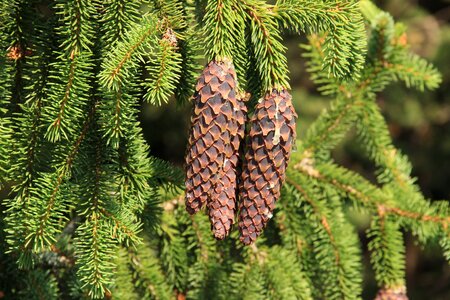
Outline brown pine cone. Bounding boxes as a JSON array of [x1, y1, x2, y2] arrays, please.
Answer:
[[209, 94, 247, 239], [184, 59, 245, 239], [374, 287, 408, 300], [238, 89, 297, 245]]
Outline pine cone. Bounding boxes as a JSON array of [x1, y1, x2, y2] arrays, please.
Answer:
[[209, 95, 246, 239], [184, 59, 245, 239], [374, 287, 408, 300], [238, 89, 297, 245]]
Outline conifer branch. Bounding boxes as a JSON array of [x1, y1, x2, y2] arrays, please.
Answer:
[[151, 1, 201, 104], [2, 6, 58, 265], [0, 2, 15, 183], [265, 247, 313, 300], [286, 178, 341, 264], [303, 95, 364, 161], [302, 34, 340, 96], [115, 124, 155, 214], [128, 241, 172, 299], [202, 0, 244, 61], [99, 15, 159, 91], [51, 58, 76, 130], [75, 123, 118, 299], [144, 30, 183, 105], [150, 0, 187, 31], [277, 0, 367, 80], [292, 159, 450, 230], [99, 208, 140, 242], [25, 104, 96, 253], [241, 0, 289, 90], [44, 0, 95, 142], [275, 0, 347, 33], [101, 0, 141, 45], [174, 29, 202, 104], [111, 247, 140, 300], [8, 2, 29, 111], [285, 172, 363, 299], [386, 53, 442, 91], [97, 1, 141, 149], [20, 269, 60, 299], [368, 213, 406, 288], [276, 187, 312, 255], [190, 214, 211, 262], [382, 206, 450, 226]]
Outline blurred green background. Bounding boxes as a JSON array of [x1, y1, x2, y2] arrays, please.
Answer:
[[140, 0, 450, 298]]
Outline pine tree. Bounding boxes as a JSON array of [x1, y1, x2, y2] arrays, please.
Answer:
[[0, 0, 448, 299]]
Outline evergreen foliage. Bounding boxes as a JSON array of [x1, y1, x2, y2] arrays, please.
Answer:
[[0, 0, 448, 299]]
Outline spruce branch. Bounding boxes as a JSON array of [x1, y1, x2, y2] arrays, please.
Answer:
[[285, 173, 363, 299], [387, 52, 442, 91], [368, 213, 406, 289], [276, 186, 312, 255], [174, 28, 202, 104], [300, 2, 447, 252], [19, 269, 60, 300], [285, 178, 342, 263], [114, 124, 158, 233], [202, 0, 245, 62], [301, 34, 340, 96], [241, 0, 289, 91], [150, 0, 187, 31], [143, 29, 183, 105], [43, 0, 96, 142], [0, 2, 14, 184], [441, 230, 450, 262], [99, 207, 141, 244], [75, 123, 119, 299], [100, 0, 141, 46], [128, 241, 172, 299], [291, 158, 450, 230], [5, 94, 46, 253], [152, 1, 203, 104], [20, 104, 96, 257], [97, 1, 142, 149], [1, 1, 53, 184], [159, 205, 190, 292], [44, 54, 94, 142], [98, 16, 158, 147], [357, 101, 449, 247], [2, 8, 58, 267], [265, 246, 313, 300], [185, 213, 225, 299], [229, 260, 268, 299], [99, 15, 159, 91], [277, 0, 367, 81], [6, 1, 35, 111], [111, 247, 140, 300], [319, 1, 366, 81], [303, 95, 364, 161], [58, 0, 95, 57], [98, 84, 133, 149], [275, 0, 347, 34], [360, 1, 441, 92]]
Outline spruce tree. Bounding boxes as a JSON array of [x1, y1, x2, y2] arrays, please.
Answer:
[[0, 0, 447, 299]]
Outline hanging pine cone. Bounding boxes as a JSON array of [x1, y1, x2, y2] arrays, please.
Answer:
[[374, 287, 408, 300], [238, 89, 297, 245], [208, 95, 246, 239], [184, 59, 245, 239]]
